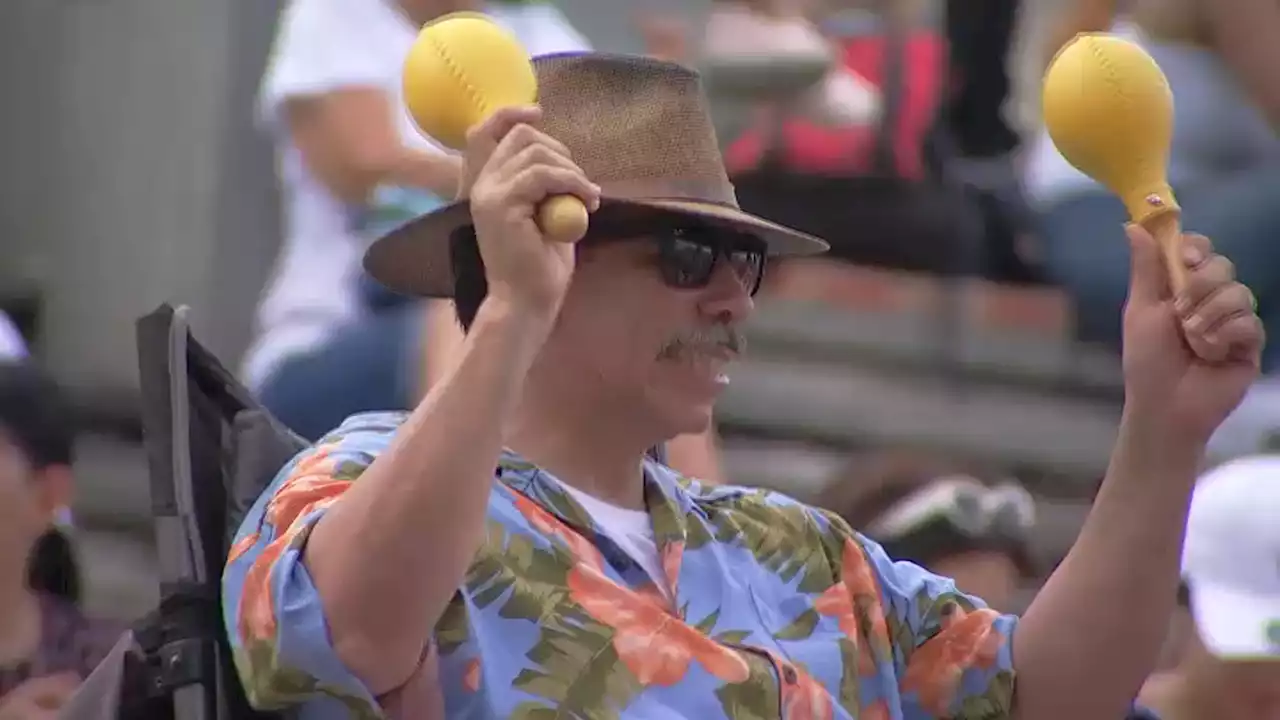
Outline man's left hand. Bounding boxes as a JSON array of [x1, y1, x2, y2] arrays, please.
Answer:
[[1120, 224, 1265, 445]]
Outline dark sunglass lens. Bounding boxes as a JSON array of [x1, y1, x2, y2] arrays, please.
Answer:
[[663, 236, 717, 288], [726, 248, 765, 294]]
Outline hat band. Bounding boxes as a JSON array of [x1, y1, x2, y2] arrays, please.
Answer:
[[597, 178, 738, 207]]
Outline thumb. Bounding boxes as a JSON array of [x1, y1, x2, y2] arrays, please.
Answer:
[[1125, 223, 1169, 304]]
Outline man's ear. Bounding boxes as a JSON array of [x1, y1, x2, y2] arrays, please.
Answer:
[[31, 463, 74, 525]]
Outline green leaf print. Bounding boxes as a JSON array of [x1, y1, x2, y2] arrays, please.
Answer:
[[708, 499, 833, 594], [714, 629, 752, 645], [960, 672, 1015, 718], [693, 608, 722, 634], [685, 516, 715, 550], [774, 607, 821, 641], [714, 651, 780, 720], [509, 702, 561, 720], [956, 692, 1007, 720], [233, 641, 382, 719], [434, 596, 471, 655], [515, 615, 644, 716], [835, 637, 861, 713], [513, 669, 572, 702]]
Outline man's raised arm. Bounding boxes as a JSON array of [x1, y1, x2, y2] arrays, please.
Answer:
[[222, 105, 601, 709]]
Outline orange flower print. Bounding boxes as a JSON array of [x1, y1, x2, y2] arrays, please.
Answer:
[[263, 446, 352, 536], [567, 563, 750, 687], [901, 605, 1004, 715], [236, 526, 303, 644], [462, 658, 481, 693], [512, 493, 605, 570], [813, 539, 893, 676], [841, 539, 892, 667], [227, 531, 260, 566], [780, 664, 834, 720], [813, 582, 857, 638]]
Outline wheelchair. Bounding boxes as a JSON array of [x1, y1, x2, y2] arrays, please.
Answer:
[[76, 303, 667, 719]]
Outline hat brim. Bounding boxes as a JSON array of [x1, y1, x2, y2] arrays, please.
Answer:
[[1188, 580, 1280, 660], [363, 196, 829, 298]]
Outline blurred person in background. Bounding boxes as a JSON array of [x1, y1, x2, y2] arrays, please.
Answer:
[[244, 0, 592, 443], [1138, 456, 1280, 720], [641, 0, 881, 127], [1023, 0, 1280, 458], [0, 363, 118, 718], [816, 451, 1036, 610]]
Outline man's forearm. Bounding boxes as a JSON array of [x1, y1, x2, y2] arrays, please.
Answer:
[[303, 298, 552, 695], [1012, 412, 1200, 720], [387, 148, 461, 199]]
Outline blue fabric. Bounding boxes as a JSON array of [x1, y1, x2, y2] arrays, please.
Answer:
[[256, 305, 420, 443], [1037, 164, 1280, 372]]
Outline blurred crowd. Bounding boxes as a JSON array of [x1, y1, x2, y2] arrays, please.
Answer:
[[2, 0, 1280, 715]]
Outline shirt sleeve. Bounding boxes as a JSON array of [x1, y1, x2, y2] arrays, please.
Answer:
[[258, 0, 399, 124], [221, 413, 404, 716], [814, 509, 1018, 719]]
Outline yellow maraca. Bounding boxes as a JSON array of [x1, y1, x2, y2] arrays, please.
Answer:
[[401, 12, 589, 243], [1042, 33, 1186, 292]]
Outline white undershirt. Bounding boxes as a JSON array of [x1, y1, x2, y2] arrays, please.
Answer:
[[559, 484, 673, 603]]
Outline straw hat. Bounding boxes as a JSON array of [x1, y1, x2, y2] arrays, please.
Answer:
[[364, 52, 828, 298]]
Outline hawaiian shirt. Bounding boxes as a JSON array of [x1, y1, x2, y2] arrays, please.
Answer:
[[222, 412, 1019, 719]]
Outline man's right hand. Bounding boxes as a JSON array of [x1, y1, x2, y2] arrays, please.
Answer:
[[0, 673, 80, 720], [462, 105, 601, 321]]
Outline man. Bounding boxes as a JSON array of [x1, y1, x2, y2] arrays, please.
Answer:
[[223, 53, 1264, 718], [1139, 456, 1280, 720]]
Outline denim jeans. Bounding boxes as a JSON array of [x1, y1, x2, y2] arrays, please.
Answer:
[[1037, 164, 1280, 373], [257, 303, 422, 442]]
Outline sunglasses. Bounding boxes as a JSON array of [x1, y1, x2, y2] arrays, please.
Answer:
[[586, 215, 768, 296], [866, 475, 1037, 544]]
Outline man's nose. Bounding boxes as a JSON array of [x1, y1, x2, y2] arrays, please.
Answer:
[[698, 263, 755, 324]]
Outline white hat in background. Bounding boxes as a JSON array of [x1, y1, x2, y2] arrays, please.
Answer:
[[1182, 455, 1280, 660]]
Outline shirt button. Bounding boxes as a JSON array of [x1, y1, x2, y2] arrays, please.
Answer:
[[782, 665, 798, 684]]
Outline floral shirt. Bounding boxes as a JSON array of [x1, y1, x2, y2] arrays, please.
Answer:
[[222, 412, 1018, 719]]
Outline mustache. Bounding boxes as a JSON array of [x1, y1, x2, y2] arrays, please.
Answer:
[[657, 324, 746, 360]]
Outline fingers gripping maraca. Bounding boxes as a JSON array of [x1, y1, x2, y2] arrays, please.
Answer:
[[401, 12, 590, 243]]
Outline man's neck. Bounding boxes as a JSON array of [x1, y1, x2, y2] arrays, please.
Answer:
[[507, 395, 656, 510]]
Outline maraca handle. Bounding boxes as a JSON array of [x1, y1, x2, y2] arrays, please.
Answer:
[[537, 194, 590, 244], [1144, 210, 1188, 295]]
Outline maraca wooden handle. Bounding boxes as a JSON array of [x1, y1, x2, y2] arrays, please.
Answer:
[[537, 194, 590, 244], [1144, 210, 1187, 295]]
